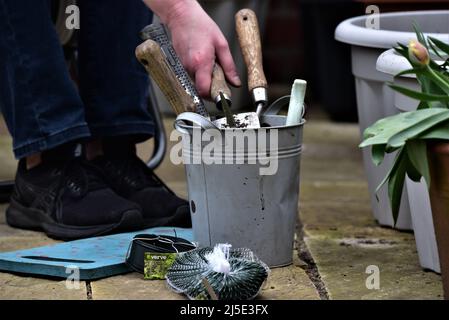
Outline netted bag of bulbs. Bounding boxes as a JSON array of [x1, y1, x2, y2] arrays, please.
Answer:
[[166, 244, 270, 300]]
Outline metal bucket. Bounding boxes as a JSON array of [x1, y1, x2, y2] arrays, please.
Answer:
[[174, 102, 304, 267]]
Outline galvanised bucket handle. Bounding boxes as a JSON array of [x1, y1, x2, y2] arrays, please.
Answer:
[[175, 97, 305, 135], [174, 112, 219, 135], [264, 95, 306, 119]]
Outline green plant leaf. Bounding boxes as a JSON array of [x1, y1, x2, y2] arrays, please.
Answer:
[[387, 111, 449, 148], [401, 144, 421, 183], [372, 144, 386, 166], [426, 67, 449, 95], [360, 108, 448, 148], [389, 84, 449, 102], [406, 140, 430, 185], [416, 74, 434, 109], [394, 43, 409, 59], [395, 43, 418, 69], [439, 72, 449, 86], [428, 39, 445, 59], [418, 120, 449, 140], [429, 60, 446, 72], [387, 149, 407, 225], [424, 77, 447, 96], [417, 101, 430, 110], [429, 37, 449, 56], [375, 148, 404, 195], [406, 160, 422, 182], [418, 76, 449, 108], [395, 68, 426, 78], [413, 22, 428, 48], [431, 68, 449, 89]]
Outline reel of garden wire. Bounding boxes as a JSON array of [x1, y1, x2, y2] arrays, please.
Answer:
[[125, 234, 196, 274]]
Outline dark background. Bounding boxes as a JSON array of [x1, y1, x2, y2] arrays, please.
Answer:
[[262, 0, 449, 122]]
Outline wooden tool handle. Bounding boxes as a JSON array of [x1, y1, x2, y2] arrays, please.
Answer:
[[210, 63, 232, 101], [235, 8, 267, 92], [135, 40, 196, 114]]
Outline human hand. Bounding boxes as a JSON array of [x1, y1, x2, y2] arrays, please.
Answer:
[[160, 1, 242, 98]]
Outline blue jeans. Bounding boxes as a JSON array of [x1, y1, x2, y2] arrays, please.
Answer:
[[0, 0, 154, 159]]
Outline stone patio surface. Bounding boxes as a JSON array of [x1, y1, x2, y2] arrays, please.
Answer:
[[0, 110, 443, 300]]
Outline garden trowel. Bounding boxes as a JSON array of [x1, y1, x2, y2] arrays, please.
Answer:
[[210, 63, 261, 129], [211, 8, 268, 129], [236, 8, 268, 119]]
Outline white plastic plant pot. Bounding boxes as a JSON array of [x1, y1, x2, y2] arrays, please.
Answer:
[[335, 10, 449, 230], [377, 49, 441, 273]]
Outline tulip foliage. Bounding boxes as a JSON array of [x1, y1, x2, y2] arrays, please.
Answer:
[[360, 25, 449, 224]]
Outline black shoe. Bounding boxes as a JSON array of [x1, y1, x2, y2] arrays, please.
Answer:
[[91, 140, 191, 229], [6, 144, 144, 240]]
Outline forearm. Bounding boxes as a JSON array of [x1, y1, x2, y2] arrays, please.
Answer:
[[143, 0, 201, 25]]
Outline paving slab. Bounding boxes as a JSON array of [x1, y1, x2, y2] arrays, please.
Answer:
[[0, 219, 84, 300], [258, 251, 319, 300], [0, 116, 9, 135], [304, 231, 443, 300], [0, 224, 52, 244], [0, 135, 16, 181], [91, 250, 319, 300], [299, 120, 444, 299], [0, 272, 87, 300], [90, 272, 184, 300], [0, 221, 58, 252]]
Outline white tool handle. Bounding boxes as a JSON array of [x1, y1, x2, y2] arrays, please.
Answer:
[[286, 80, 307, 126]]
